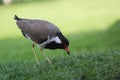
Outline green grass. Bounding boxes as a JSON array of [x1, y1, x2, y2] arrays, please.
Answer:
[[0, 0, 120, 61], [0, 0, 120, 79], [0, 51, 120, 80]]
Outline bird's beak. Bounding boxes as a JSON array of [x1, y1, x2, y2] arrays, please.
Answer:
[[65, 47, 70, 55]]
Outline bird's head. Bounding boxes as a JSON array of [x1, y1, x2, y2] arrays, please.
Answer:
[[45, 32, 70, 55], [57, 32, 70, 55]]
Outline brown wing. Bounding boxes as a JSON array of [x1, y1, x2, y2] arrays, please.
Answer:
[[16, 19, 61, 44]]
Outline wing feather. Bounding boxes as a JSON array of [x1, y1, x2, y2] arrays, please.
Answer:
[[16, 19, 61, 44]]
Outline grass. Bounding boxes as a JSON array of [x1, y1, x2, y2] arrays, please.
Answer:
[[0, 0, 120, 39], [0, 0, 120, 61], [0, 0, 120, 79], [0, 51, 120, 80]]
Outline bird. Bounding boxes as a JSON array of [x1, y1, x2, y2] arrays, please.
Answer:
[[14, 15, 70, 64]]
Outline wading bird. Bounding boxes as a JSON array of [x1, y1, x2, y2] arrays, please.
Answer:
[[14, 15, 70, 64]]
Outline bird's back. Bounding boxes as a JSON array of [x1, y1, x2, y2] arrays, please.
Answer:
[[16, 19, 61, 44]]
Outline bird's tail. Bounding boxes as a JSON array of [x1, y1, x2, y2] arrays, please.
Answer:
[[14, 15, 21, 20]]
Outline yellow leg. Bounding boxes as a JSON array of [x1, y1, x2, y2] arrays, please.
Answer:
[[40, 49, 52, 64], [32, 43, 39, 65]]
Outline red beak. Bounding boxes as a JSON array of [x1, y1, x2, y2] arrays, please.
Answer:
[[65, 47, 70, 55]]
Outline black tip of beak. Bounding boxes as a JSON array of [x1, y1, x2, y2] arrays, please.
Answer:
[[67, 51, 70, 55], [64, 46, 70, 55]]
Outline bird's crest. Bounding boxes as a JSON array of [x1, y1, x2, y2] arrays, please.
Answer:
[[14, 15, 21, 20]]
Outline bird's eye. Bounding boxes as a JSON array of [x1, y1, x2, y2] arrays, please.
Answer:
[[63, 43, 67, 48]]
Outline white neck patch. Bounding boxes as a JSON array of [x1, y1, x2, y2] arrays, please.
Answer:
[[38, 36, 62, 49], [50, 36, 62, 44]]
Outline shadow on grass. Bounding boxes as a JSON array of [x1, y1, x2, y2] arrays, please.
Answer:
[[0, 19, 120, 62], [0, 38, 33, 62], [70, 19, 120, 51]]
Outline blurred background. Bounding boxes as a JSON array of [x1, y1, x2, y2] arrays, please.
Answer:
[[0, 0, 120, 62]]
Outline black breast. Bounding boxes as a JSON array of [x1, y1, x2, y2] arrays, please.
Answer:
[[45, 41, 64, 50]]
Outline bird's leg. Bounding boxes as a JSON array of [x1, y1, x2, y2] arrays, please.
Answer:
[[32, 43, 39, 65], [40, 49, 52, 64]]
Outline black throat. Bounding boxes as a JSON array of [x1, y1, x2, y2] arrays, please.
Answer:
[[45, 41, 63, 50], [44, 32, 69, 50]]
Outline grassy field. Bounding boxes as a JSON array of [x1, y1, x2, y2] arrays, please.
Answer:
[[0, 51, 120, 80], [0, 0, 120, 79]]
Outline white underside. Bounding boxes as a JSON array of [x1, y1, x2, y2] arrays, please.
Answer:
[[25, 34, 31, 40], [25, 34, 62, 49], [38, 36, 62, 49]]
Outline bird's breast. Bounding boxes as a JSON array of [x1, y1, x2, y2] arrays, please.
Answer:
[[37, 36, 62, 49]]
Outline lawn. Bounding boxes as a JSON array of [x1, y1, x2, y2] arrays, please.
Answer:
[[0, 0, 120, 79], [0, 51, 120, 80]]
